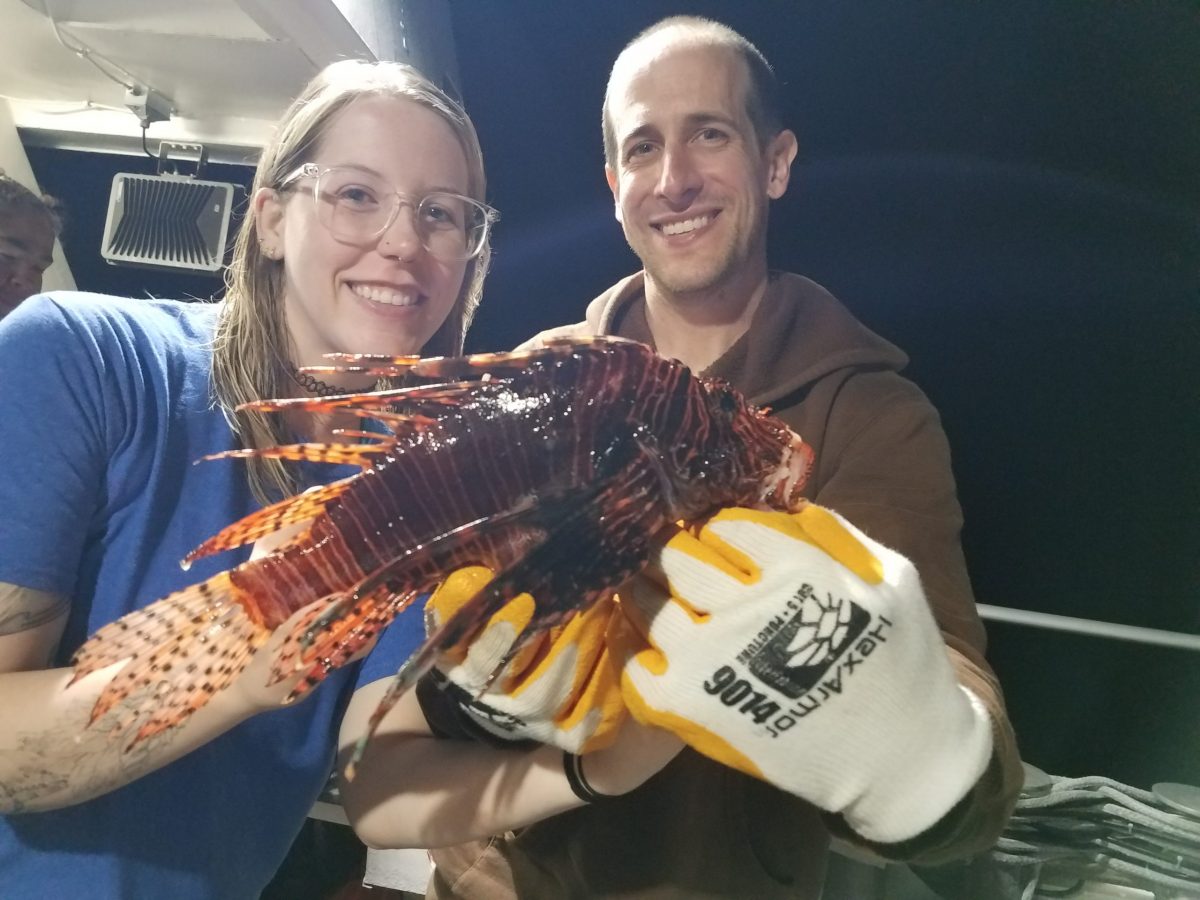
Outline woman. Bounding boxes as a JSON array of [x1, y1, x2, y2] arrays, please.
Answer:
[[0, 60, 494, 900]]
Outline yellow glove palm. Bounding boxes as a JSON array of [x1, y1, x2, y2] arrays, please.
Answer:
[[427, 566, 627, 753]]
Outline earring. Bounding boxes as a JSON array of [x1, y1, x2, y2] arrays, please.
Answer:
[[258, 238, 280, 260]]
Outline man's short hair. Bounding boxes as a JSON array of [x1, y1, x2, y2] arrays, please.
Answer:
[[602, 16, 784, 168], [0, 172, 63, 235]]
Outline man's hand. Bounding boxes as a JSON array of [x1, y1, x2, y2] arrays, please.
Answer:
[[425, 567, 628, 753], [611, 504, 993, 843]]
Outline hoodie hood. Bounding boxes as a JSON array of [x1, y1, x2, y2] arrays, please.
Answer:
[[578, 270, 909, 407]]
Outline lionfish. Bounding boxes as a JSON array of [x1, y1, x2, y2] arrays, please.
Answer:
[[71, 337, 813, 760]]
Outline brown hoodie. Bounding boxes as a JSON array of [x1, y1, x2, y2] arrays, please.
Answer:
[[426, 271, 1022, 899]]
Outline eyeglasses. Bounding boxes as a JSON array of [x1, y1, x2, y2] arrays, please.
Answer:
[[277, 163, 497, 261]]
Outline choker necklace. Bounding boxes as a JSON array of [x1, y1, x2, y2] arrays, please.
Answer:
[[289, 366, 367, 398]]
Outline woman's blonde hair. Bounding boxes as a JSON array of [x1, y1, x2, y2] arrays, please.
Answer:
[[214, 60, 491, 504]]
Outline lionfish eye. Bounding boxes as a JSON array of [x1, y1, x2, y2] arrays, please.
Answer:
[[717, 390, 739, 414]]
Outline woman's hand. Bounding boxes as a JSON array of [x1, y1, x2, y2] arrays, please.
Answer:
[[232, 520, 378, 711]]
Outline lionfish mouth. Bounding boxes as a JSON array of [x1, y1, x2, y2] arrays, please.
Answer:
[[759, 430, 814, 512]]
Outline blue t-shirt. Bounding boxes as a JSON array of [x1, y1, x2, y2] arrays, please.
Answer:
[[0, 294, 424, 900]]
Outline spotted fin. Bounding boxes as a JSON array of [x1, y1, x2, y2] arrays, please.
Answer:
[[282, 496, 546, 699], [70, 571, 270, 748], [277, 587, 421, 701]]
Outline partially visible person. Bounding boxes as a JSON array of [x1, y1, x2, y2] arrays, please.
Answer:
[[0, 173, 59, 319], [338, 16, 1022, 899], [0, 59, 495, 899]]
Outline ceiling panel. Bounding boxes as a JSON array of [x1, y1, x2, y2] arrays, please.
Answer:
[[1, 0, 377, 159]]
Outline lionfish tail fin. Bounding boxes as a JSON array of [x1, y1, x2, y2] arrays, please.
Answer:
[[70, 571, 270, 749]]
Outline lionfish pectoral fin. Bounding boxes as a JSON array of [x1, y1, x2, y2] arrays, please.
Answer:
[[331, 428, 390, 441], [298, 520, 546, 678], [332, 496, 543, 626], [474, 612, 567, 700], [345, 604, 480, 780], [237, 381, 479, 417], [347, 498, 613, 776], [182, 476, 356, 567], [71, 571, 269, 749], [267, 600, 328, 685], [236, 387, 413, 415], [299, 595, 353, 650], [203, 441, 394, 470], [347, 469, 666, 777], [281, 582, 420, 686], [290, 496, 550, 707], [453, 449, 667, 648], [479, 643, 520, 697], [406, 455, 663, 689], [232, 384, 459, 444], [344, 574, 523, 780], [281, 588, 422, 702]]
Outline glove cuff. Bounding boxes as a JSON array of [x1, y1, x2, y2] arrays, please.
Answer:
[[844, 684, 994, 843], [419, 670, 539, 748]]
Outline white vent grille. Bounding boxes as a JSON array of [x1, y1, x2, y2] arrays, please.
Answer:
[[101, 174, 234, 273]]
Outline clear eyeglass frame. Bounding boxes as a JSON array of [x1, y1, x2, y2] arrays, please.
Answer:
[[277, 162, 497, 261]]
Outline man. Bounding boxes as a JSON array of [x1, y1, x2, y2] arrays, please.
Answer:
[[338, 17, 1022, 898], [0, 174, 59, 320]]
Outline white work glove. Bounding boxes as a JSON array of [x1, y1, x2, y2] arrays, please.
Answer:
[[425, 566, 627, 754], [612, 504, 994, 843]]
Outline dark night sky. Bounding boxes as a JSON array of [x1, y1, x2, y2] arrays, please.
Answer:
[[26, 1, 1200, 787]]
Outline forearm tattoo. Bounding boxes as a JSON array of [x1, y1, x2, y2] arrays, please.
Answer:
[[0, 585, 69, 636], [0, 684, 170, 814]]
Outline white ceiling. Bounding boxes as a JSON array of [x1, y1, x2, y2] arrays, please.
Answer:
[[0, 0, 381, 162]]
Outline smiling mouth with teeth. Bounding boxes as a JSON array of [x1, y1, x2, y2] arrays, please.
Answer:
[[659, 214, 713, 237], [351, 283, 420, 308]]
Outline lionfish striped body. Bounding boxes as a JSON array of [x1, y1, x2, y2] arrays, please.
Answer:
[[72, 337, 813, 751]]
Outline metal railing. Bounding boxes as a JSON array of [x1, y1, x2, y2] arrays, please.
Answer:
[[978, 604, 1200, 653]]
